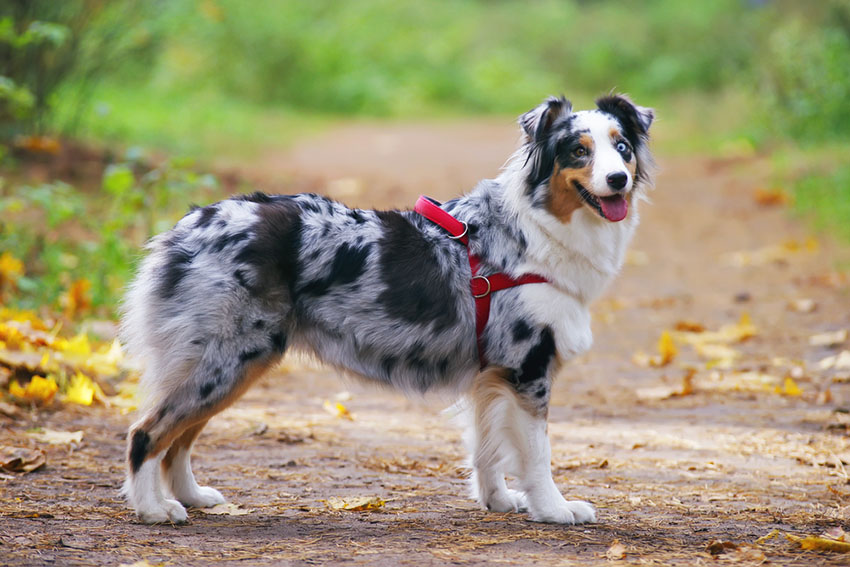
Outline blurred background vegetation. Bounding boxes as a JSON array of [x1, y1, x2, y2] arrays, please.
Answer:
[[1, 0, 849, 317]]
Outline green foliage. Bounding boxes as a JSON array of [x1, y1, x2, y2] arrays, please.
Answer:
[[794, 163, 850, 243], [0, 158, 217, 314], [129, 0, 763, 116], [761, 6, 850, 142], [0, 0, 160, 139]]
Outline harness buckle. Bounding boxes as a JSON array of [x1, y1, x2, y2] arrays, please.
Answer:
[[447, 221, 468, 240], [471, 275, 491, 298]]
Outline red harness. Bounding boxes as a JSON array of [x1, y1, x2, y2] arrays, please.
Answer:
[[414, 196, 549, 368]]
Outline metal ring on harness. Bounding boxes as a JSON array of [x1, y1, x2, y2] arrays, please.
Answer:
[[471, 275, 491, 298], [447, 221, 468, 240]]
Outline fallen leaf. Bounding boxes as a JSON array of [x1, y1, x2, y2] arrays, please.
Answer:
[[119, 560, 165, 567], [721, 240, 818, 267], [786, 533, 850, 553], [199, 503, 253, 516], [64, 372, 102, 406], [9, 375, 58, 404], [0, 447, 46, 473], [323, 399, 354, 420], [788, 298, 817, 313], [326, 496, 385, 511], [27, 429, 83, 445], [695, 371, 780, 393], [753, 187, 789, 207], [605, 540, 627, 560], [706, 540, 738, 555], [674, 320, 705, 333], [777, 376, 802, 396], [674, 312, 756, 346], [60, 279, 91, 319], [755, 529, 780, 544], [656, 331, 677, 365], [633, 330, 678, 368], [810, 330, 848, 348], [636, 369, 695, 401], [819, 351, 850, 370]]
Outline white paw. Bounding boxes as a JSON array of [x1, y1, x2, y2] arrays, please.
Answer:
[[137, 499, 188, 524], [179, 486, 226, 509], [482, 488, 528, 513], [529, 499, 596, 525]]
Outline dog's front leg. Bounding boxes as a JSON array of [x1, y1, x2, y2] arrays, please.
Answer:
[[509, 403, 596, 524], [468, 362, 595, 524]]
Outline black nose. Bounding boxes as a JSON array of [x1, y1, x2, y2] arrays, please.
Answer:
[[606, 172, 628, 191]]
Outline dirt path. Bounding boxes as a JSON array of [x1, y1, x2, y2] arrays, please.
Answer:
[[4, 121, 850, 566]]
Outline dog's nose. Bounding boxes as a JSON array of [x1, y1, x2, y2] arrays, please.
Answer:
[[606, 172, 628, 191]]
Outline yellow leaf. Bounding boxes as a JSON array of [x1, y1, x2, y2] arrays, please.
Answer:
[[780, 376, 802, 396], [323, 399, 354, 420], [0, 252, 24, 282], [656, 331, 677, 366], [326, 496, 385, 511], [9, 375, 58, 404], [59, 333, 92, 356], [786, 534, 850, 553], [755, 529, 780, 544], [85, 338, 124, 376], [64, 372, 101, 406]]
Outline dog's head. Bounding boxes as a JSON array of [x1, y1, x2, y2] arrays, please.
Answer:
[[518, 94, 654, 223]]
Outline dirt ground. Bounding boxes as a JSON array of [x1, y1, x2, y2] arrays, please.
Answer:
[[3, 120, 850, 566]]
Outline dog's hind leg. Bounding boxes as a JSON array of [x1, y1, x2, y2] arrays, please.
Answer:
[[161, 420, 224, 509], [125, 346, 280, 524]]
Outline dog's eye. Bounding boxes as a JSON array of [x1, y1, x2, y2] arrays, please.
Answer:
[[616, 141, 629, 153], [573, 147, 587, 157]]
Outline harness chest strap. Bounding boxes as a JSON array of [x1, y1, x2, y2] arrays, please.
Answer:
[[413, 196, 549, 368]]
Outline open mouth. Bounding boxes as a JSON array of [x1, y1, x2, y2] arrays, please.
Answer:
[[573, 181, 628, 222]]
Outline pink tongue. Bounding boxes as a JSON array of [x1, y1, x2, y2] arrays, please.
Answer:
[[599, 195, 628, 222]]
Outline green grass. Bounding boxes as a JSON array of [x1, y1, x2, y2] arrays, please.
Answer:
[[793, 163, 850, 244], [55, 83, 332, 159]]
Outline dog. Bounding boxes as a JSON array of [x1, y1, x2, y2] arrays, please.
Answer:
[[121, 94, 654, 524]]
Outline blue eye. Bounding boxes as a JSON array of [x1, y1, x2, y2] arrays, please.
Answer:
[[616, 141, 629, 153]]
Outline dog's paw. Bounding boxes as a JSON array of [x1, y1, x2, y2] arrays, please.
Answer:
[[483, 488, 528, 513], [178, 486, 226, 509], [529, 499, 596, 525], [137, 498, 189, 524]]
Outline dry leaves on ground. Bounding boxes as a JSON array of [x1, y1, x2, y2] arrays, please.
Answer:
[[0, 308, 132, 409], [325, 496, 386, 512], [0, 446, 46, 473]]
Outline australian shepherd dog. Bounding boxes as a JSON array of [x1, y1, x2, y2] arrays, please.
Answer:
[[121, 94, 654, 524]]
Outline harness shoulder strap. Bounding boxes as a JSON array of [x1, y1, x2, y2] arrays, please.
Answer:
[[413, 195, 549, 368]]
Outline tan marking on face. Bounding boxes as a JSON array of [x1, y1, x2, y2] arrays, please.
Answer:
[[547, 163, 593, 223], [579, 134, 594, 153]]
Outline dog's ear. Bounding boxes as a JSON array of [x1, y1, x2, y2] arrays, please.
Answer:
[[519, 96, 572, 143], [595, 94, 654, 141], [520, 96, 572, 190]]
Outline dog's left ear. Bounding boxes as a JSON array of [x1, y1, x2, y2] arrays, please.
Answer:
[[519, 96, 572, 190], [595, 94, 654, 141], [519, 96, 572, 143]]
